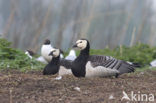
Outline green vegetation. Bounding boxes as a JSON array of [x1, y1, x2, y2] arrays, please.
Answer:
[[90, 43, 156, 66], [0, 38, 45, 72], [0, 38, 156, 72], [135, 66, 156, 72]]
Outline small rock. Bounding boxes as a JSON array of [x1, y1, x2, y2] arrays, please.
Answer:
[[109, 94, 115, 100], [58, 98, 62, 101], [54, 76, 62, 80], [74, 87, 81, 92], [139, 72, 144, 75], [25, 96, 29, 99]]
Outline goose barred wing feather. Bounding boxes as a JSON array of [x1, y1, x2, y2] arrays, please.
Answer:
[[88, 55, 116, 68], [88, 55, 135, 74], [59, 59, 72, 69]]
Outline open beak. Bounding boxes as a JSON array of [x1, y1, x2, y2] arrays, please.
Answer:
[[72, 44, 78, 48]]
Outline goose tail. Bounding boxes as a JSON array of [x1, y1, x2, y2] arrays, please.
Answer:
[[131, 62, 142, 68], [118, 61, 135, 75], [127, 61, 142, 68]]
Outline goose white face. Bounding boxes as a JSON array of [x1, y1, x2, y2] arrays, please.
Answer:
[[75, 40, 87, 50], [50, 49, 60, 57]]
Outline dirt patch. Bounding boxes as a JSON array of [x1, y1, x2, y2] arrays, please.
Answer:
[[0, 70, 155, 103]]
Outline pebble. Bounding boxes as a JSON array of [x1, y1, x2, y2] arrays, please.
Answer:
[[109, 94, 115, 100], [74, 87, 81, 92], [54, 76, 62, 80]]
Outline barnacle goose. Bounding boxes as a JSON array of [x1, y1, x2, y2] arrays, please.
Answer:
[[41, 39, 64, 63], [65, 49, 77, 61], [71, 39, 135, 78], [43, 48, 72, 76], [25, 50, 34, 59], [25, 50, 48, 64]]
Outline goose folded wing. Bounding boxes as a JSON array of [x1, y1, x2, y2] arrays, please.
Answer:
[[88, 55, 135, 74], [59, 59, 72, 69], [88, 55, 116, 68]]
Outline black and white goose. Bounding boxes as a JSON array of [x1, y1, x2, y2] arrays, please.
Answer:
[[25, 50, 48, 64], [71, 39, 135, 78], [43, 48, 72, 76], [41, 39, 54, 63], [41, 39, 64, 63], [25, 50, 34, 59]]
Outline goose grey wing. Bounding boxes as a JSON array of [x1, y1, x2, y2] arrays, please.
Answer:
[[59, 59, 72, 69], [88, 55, 135, 74], [88, 55, 117, 68]]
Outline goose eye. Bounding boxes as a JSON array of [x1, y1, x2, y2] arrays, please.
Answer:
[[80, 41, 82, 43]]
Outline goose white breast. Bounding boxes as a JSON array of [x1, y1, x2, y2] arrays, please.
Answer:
[[41, 44, 54, 63], [85, 61, 119, 77], [58, 66, 72, 76]]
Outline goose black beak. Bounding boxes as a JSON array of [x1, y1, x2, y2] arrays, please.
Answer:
[[48, 52, 53, 56], [72, 44, 78, 48]]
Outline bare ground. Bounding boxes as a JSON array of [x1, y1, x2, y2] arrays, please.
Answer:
[[0, 70, 156, 103]]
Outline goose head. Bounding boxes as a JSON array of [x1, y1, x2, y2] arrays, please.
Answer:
[[49, 48, 64, 58], [44, 39, 51, 45], [25, 50, 35, 56], [72, 39, 89, 50]]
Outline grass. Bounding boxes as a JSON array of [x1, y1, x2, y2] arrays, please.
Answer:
[[0, 38, 45, 72], [136, 66, 156, 72]]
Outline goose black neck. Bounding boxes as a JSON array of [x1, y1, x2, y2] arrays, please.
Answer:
[[50, 56, 60, 64], [72, 41, 90, 77], [80, 43, 90, 56]]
